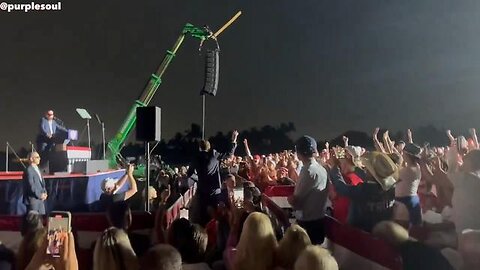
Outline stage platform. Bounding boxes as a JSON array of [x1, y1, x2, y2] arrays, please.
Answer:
[[0, 169, 128, 215]]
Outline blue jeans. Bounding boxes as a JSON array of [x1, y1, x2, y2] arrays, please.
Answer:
[[396, 195, 422, 226]]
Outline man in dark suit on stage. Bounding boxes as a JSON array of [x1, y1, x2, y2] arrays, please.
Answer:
[[37, 110, 67, 154], [22, 151, 48, 214]]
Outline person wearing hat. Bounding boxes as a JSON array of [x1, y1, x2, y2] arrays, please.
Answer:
[[329, 151, 397, 232], [395, 143, 423, 226], [287, 135, 329, 244], [98, 164, 138, 212]]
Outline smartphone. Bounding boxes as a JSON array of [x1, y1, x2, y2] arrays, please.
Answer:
[[234, 186, 244, 202], [47, 211, 71, 257]]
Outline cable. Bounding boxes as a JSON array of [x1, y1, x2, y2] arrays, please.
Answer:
[[149, 141, 161, 155]]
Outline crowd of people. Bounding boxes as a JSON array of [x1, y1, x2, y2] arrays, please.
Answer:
[[1, 127, 480, 270]]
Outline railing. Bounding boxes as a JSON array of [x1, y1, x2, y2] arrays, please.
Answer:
[[0, 183, 197, 270], [0, 182, 407, 270], [261, 185, 403, 270]]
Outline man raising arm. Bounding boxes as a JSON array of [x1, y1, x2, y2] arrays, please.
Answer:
[[99, 164, 138, 211]]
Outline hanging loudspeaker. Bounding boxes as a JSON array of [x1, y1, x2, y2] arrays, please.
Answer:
[[200, 49, 220, 96]]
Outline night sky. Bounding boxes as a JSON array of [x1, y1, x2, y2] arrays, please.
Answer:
[[2, 0, 480, 149]]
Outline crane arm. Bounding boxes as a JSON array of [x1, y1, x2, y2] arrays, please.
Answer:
[[107, 24, 210, 167]]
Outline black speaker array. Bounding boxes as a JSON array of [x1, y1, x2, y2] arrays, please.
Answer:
[[200, 49, 220, 96], [136, 106, 161, 141]]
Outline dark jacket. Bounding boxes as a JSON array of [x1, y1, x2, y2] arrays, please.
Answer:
[[188, 143, 237, 196], [39, 117, 66, 137], [330, 166, 395, 232], [22, 165, 47, 205]]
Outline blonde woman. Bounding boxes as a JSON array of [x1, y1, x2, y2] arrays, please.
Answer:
[[294, 245, 338, 270], [17, 227, 47, 270], [233, 212, 277, 270], [17, 211, 47, 270], [93, 227, 139, 270], [275, 224, 311, 269]]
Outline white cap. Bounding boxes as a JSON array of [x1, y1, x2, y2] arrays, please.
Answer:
[[101, 177, 117, 192]]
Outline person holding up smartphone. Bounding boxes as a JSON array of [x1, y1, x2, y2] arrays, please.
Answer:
[[99, 164, 138, 211], [24, 211, 76, 269], [46, 212, 71, 258]]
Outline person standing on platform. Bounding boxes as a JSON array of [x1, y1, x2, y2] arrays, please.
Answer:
[[22, 152, 48, 215], [288, 135, 329, 245], [99, 164, 138, 211], [36, 110, 67, 164], [187, 130, 239, 226]]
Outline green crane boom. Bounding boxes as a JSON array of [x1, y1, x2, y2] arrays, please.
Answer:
[[106, 23, 211, 167]]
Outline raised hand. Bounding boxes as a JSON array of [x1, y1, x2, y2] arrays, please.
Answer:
[[470, 128, 480, 149], [446, 129, 455, 145], [127, 164, 135, 175], [432, 156, 446, 174], [407, 129, 413, 143], [26, 232, 78, 270], [447, 130, 455, 141], [343, 136, 349, 146], [390, 140, 396, 148], [326, 150, 340, 168], [160, 185, 171, 204], [232, 130, 239, 143], [469, 128, 477, 137]]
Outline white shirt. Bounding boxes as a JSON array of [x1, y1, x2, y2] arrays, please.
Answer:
[[450, 170, 480, 233], [292, 159, 328, 221], [395, 164, 421, 197], [48, 120, 53, 135], [296, 160, 303, 175]]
